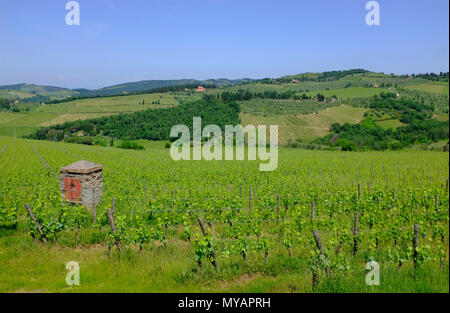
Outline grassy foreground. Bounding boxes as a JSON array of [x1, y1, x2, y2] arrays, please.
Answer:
[[0, 224, 448, 293]]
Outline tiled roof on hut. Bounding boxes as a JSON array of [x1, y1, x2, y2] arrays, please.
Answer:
[[59, 160, 103, 174]]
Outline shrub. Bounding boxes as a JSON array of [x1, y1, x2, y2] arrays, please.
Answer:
[[118, 141, 145, 150], [65, 136, 94, 145], [334, 139, 357, 151], [93, 138, 107, 147]]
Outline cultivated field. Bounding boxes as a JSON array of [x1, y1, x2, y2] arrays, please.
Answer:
[[403, 82, 450, 95], [2, 72, 448, 146], [240, 105, 368, 144], [0, 112, 59, 137], [38, 93, 179, 114], [0, 93, 180, 137], [39, 113, 117, 127], [239, 98, 339, 116], [0, 136, 448, 292], [0, 89, 35, 100], [304, 87, 383, 99]]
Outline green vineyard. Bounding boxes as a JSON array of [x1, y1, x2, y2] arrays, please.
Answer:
[[0, 136, 448, 292]]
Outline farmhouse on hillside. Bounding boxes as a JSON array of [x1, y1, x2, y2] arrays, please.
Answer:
[[196, 86, 206, 92]]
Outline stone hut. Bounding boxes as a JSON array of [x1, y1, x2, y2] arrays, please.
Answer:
[[59, 160, 103, 211]]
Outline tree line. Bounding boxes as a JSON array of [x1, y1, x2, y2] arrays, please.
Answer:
[[255, 69, 369, 84], [0, 98, 12, 110], [220, 89, 332, 102], [27, 96, 240, 142], [317, 95, 449, 151], [413, 72, 449, 82], [44, 84, 219, 105]]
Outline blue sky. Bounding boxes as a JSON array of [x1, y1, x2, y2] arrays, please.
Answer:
[[0, 0, 448, 89]]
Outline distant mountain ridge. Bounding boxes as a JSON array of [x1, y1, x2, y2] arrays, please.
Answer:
[[0, 78, 255, 101], [2, 69, 447, 102], [0, 83, 70, 92]]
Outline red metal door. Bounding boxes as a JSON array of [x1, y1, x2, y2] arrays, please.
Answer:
[[64, 177, 82, 202]]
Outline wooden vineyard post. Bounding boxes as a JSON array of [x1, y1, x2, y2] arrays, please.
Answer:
[[311, 202, 316, 219], [92, 188, 96, 224], [358, 183, 361, 202], [164, 223, 168, 248], [284, 201, 288, 219], [249, 186, 252, 214], [312, 230, 330, 276], [413, 224, 419, 269], [276, 194, 280, 225], [393, 187, 396, 201], [107, 208, 116, 232], [313, 230, 324, 252], [25, 203, 47, 244], [353, 211, 358, 256], [197, 218, 219, 271], [107, 208, 121, 254], [0, 145, 7, 155]]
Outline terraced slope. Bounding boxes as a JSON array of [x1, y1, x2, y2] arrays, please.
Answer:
[[240, 105, 368, 144]]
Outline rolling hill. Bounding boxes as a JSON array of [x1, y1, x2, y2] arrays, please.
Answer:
[[0, 78, 254, 102], [1, 70, 448, 149]]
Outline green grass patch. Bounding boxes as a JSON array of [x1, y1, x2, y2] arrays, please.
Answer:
[[0, 89, 35, 100], [304, 87, 383, 99], [38, 93, 179, 114], [0, 112, 60, 137], [376, 119, 405, 130], [403, 82, 449, 95]]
